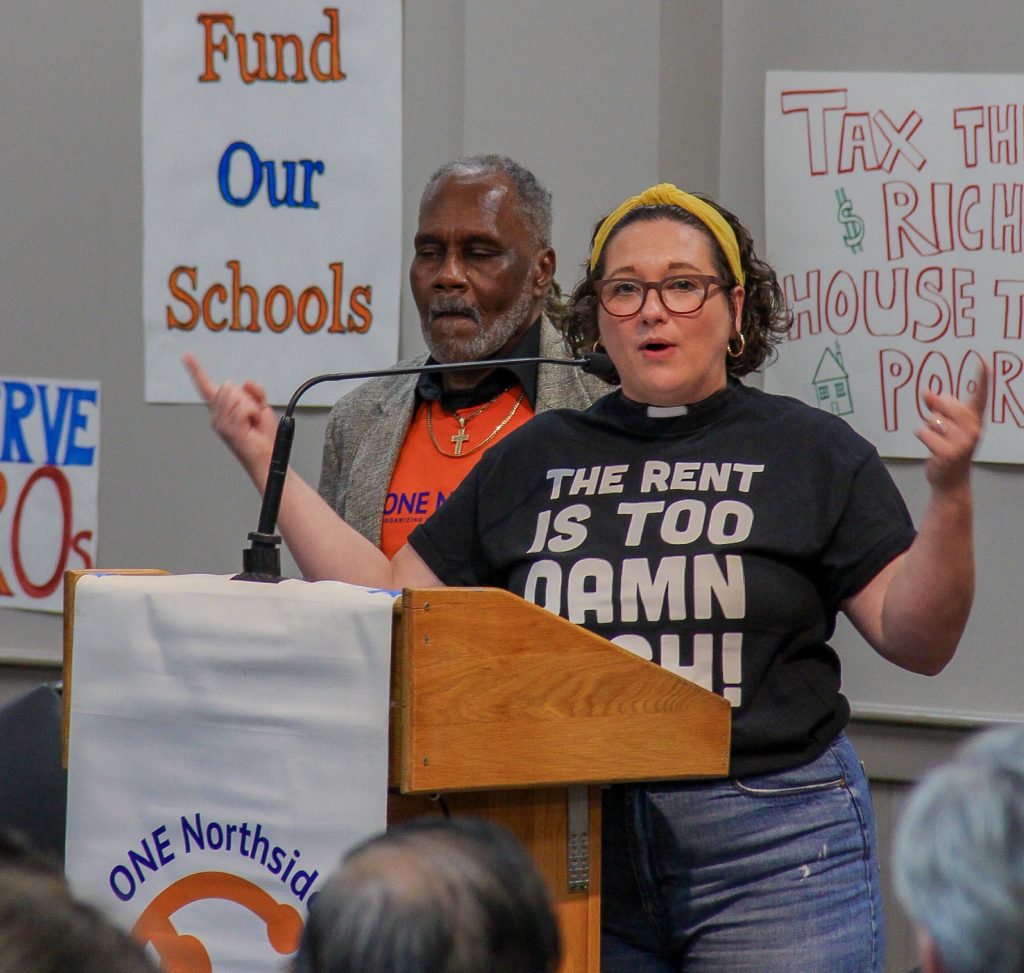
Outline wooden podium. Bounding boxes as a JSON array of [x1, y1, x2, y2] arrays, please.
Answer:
[[386, 587, 731, 973], [63, 573, 729, 973]]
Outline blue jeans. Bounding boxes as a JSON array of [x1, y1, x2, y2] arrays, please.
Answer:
[[601, 733, 882, 972]]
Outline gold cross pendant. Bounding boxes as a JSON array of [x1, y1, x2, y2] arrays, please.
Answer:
[[450, 420, 470, 456]]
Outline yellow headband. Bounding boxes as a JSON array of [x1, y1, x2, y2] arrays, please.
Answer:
[[588, 183, 745, 286]]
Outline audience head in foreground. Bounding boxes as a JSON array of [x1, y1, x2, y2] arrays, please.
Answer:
[[0, 850, 157, 973], [295, 817, 561, 973], [893, 725, 1024, 973]]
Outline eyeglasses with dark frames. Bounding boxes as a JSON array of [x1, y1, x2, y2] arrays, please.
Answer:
[[594, 274, 732, 317]]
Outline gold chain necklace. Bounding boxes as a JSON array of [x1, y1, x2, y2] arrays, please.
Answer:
[[426, 388, 526, 457]]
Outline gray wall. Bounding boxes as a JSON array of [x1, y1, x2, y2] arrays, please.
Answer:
[[3, 2, 1019, 970]]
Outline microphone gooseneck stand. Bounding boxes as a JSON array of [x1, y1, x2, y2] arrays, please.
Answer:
[[234, 353, 617, 582]]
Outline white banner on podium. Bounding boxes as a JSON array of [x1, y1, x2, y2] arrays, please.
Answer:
[[65, 573, 395, 973]]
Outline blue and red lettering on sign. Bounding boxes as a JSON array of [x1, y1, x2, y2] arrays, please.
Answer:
[[0, 377, 100, 612]]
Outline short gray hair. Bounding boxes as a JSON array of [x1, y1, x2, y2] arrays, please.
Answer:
[[892, 725, 1024, 973], [422, 155, 553, 246], [295, 817, 561, 973]]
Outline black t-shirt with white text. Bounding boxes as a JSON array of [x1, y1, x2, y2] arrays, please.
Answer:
[[408, 382, 915, 776]]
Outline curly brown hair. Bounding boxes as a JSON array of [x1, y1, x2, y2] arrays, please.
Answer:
[[562, 196, 792, 380]]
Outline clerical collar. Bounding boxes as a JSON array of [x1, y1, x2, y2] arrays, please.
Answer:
[[647, 404, 689, 418], [416, 319, 541, 411], [606, 381, 737, 435]]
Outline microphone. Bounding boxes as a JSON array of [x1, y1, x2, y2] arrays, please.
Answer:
[[235, 351, 615, 582]]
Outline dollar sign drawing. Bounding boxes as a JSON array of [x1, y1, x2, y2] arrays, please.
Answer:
[[835, 188, 865, 253]]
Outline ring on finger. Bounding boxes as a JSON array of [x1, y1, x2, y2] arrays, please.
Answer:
[[932, 417, 947, 435]]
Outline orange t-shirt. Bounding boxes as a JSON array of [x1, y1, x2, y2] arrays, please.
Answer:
[[380, 386, 534, 558]]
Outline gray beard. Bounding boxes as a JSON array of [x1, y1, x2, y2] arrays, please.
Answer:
[[421, 287, 535, 363]]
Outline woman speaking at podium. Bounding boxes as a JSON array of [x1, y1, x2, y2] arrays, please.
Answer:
[[190, 184, 986, 972]]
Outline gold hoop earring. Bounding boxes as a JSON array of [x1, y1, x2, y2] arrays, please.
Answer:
[[592, 339, 605, 354], [727, 333, 746, 359]]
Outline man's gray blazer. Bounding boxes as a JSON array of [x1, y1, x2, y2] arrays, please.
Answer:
[[317, 317, 609, 546]]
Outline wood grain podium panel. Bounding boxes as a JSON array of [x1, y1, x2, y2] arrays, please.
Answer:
[[390, 587, 730, 794]]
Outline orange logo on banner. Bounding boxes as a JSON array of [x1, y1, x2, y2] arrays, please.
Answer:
[[131, 871, 303, 973]]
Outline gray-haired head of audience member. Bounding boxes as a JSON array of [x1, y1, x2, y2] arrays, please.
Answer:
[[0, 863, 157, 973], [294, 817, 561, 973], [892, 725, 1024, 973]]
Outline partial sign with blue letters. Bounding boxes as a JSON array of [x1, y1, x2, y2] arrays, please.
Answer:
[[0, 376, 100, 612]]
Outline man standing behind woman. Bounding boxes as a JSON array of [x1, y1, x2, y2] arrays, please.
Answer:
[[186, 155, 605, 563], [194, 182, 986, 971]]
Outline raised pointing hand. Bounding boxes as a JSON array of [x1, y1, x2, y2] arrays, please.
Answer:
[[915, 360, 988, 492], [182, 353, 278, 476]]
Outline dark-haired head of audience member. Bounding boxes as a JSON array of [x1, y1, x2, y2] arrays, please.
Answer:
[[893, 725, 1024, 973], [0, 826, 62, 878], [0, 827, 157, 973], [294, 817, 561, 973]]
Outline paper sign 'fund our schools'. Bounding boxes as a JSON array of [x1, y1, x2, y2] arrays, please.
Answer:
[[143, 2, 402, 407]]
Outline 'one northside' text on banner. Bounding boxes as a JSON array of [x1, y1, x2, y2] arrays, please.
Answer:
[[764, 70, 1024, 464], [144, 2, 402, 406], [0, 376, 100, 614]]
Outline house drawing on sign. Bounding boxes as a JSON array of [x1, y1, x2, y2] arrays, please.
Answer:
[[812, 343, 853, 416]]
